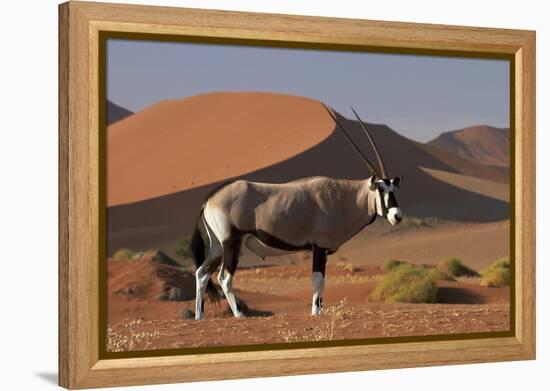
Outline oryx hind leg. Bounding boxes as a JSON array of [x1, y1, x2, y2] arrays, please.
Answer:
[[311, 246, 327, 316], [218, 236, 245, 318], [196, 204, 231, 320], [195, 229, 222, 321]]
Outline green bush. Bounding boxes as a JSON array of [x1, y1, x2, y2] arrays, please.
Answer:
[[112, 248, 134, 261], [435, 258, 479, 280], [481, 257, 510, 287], [481, 257, 510, 274], [382, 259, 408, 273], [371, 264, 438, 304], [175, 236, 193, 259]]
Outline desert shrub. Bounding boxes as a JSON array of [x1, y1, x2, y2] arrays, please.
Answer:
[[371, 264, 437, 304], [382, 259, 408, 273], [175, 236, 193, 259], [113, 248, 134, 261], [482, 257, 510, 274], [481, 257, 510, 287], [435, 258, 479, 280]]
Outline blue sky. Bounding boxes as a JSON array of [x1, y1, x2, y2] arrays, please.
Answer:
[[107, 39, 510, 142]]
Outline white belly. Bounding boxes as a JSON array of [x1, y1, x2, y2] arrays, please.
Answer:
[[243, 234, 297, 259]]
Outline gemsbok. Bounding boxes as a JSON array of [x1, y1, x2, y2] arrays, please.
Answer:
[[191, 104, 403, 320]]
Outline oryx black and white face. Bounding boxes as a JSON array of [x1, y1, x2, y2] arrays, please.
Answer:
[[370, 176, 403, 225]]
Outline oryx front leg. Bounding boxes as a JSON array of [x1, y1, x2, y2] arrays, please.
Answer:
[[311, 272, 325, 315], [311, 246, 327, 316]]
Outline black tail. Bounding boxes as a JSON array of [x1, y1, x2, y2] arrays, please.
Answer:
[[191, 210, 220, 303]]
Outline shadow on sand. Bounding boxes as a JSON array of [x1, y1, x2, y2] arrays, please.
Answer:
[[437, 286, 486, 304]]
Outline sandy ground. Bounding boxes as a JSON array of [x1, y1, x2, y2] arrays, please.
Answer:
[[106, 259, 509, 352]]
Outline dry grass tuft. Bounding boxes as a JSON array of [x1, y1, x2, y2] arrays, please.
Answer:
[[481, 257, 510, 287], [335, 260, 358, 273], [276, 299, 354, 343], [382, 259, 408, 273], [107, 319, 161, 351]]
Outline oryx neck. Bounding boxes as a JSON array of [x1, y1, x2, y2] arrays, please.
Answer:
[[355, 178, 378, 221]]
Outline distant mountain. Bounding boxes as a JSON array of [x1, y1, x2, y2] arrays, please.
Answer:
[[427, 125, 510, 167], [106, 92, 510, 252], [107, 101, 133, 125]]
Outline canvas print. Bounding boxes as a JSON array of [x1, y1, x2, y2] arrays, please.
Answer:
[[104, 38, 511, 353]]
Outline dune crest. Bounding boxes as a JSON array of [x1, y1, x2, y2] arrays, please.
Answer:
[[107, 92, 334, 206], [428, 125, 510, 167]]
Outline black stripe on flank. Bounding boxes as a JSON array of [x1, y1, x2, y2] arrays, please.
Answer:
[[251, 230, 313, 251]]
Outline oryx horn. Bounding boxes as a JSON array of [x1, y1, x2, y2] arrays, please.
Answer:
[[322, 104, 380, 177], [350, 107, 388, 178]]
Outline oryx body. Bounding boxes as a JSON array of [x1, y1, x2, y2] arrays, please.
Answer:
[[192, 105, 403, 320], [207, 177, 378, 256]]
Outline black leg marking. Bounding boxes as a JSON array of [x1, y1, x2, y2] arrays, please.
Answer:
[[200, 299, 204, 313], [312, 245, 328, 276], [223, 233, 243, 275], [315, 297, 323, 309]]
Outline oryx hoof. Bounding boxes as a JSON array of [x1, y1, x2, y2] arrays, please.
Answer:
[[311, 307, 322, 316]]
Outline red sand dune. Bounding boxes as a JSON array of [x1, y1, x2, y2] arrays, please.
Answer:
[[428, 125, 510, 167], [108, 92, 334, 206]]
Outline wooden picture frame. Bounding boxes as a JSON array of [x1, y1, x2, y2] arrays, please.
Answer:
[[59, 1, 536, 388]]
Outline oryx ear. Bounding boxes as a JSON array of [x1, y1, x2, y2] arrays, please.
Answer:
[[368, 175, 378, 190], [393, 176, 402, 188]]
